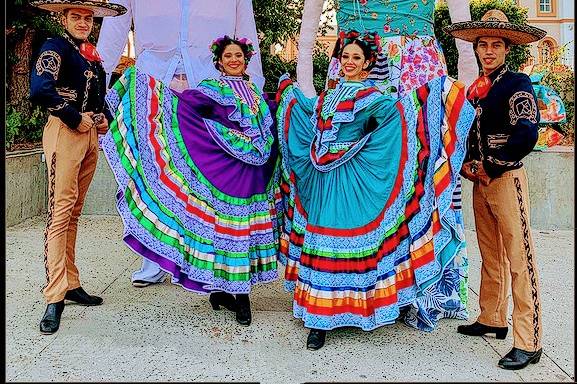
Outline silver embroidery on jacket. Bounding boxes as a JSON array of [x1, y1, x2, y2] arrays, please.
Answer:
[[48, 101, 67, 112], [56, 87, 78, 102], [509, 91, 538, 125], [36, 50, 61, 80], [82, 70, 94, 112], [486, 155, 521, 167]]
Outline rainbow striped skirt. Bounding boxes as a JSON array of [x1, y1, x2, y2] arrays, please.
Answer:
[[101, 67, 282, 294], [276, 74, 475, 330]]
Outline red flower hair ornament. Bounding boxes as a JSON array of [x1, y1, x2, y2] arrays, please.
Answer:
[[338, 30, 382, 65]]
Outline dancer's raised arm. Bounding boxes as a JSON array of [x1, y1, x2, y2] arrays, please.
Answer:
[[446, 0, 479, 87], [296, 0, 324, 97]]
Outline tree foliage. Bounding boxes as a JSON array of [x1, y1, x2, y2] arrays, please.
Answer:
[[253, 0, 333, 93], [253, 0, 303, 92], [434, 0, 531, 78]]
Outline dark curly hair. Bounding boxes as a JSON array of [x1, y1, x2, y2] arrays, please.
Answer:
[[210, 35, 256, 72], [334, 30, 382, 71]]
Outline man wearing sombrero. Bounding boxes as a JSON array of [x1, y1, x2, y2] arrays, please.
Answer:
[[29, 0, 126, 335], [444, 10, 546, 370]]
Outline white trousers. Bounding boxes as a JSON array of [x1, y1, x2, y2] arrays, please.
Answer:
[[131, 259, 168, 283]]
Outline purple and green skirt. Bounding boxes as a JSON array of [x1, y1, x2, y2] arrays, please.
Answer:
[[101, 67, 282, 294]]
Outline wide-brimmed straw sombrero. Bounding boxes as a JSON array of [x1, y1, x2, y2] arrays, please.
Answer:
[[30, 0, 127, 17], [444, 9, 546, 45]]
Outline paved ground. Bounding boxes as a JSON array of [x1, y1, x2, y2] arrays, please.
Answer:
[[6, 215, 575, 383]]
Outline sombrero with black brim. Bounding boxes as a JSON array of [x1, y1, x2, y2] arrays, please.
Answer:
[[444, 9, 546, 45], [30, 0, 127, 17]]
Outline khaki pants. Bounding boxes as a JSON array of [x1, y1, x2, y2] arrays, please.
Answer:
[[473, 167, 542, 352], [42, 116, 99, 303]]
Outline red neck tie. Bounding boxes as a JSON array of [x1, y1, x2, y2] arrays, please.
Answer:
[[467, 75, 492, 101], [79, 42, 102, 62]]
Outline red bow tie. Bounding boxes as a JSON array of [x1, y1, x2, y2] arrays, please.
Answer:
[[79, 42, 102, 62], [467, 75, 492, 101]]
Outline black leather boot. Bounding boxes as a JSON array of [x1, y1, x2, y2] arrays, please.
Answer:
[[457, 321, 508, 339], [64, 287, 103, 306], [39, 301, 65, 335], [209, 291, 237, 312], [306, 328, 327, 350], [498, 347, 542, 370], [235, 294, 251, 326]]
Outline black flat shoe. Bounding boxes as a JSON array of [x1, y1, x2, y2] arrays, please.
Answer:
[[209, 291, 237, 312], [39, 301, 65, 335], [397, 305, 410, 320], [498, 347, 542, 370], [457, 321, 508, 339], [306, 329, 326, 350], [64, 287, 103, 306], [235, 294, 251, 326]]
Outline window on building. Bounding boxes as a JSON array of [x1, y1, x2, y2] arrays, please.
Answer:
[[539, 0, 552, 13], [538, 39, 556, 64]]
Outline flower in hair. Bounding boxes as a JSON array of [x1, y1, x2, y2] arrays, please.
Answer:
[[339, 30, 382, 64], [210, 35, 256, 70]]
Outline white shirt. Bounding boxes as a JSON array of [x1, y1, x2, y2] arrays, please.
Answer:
[[96, 0, 264, 90]]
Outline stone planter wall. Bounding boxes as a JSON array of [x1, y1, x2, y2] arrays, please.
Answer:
[[6, 147, 575, 230], [5, 149, 47, 227], [459, 146, 574, 230]]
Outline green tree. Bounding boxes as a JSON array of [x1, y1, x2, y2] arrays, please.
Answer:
[[434, 0, 531, 78], [253, 0, 303, 92], [253, 0, 333, 93], [6, 0, 61, 148]]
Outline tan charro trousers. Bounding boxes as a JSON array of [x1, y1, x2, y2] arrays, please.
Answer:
[[473, 167, 542, 352], [42, 115, 99, 304]]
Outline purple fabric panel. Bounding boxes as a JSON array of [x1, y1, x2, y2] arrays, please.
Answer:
[[124, 234, 278, 295], [223, 79, 254, 110], [175, 89, 278, 198]]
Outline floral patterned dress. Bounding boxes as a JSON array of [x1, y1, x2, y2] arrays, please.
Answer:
[[328, 0, 446, 99], [328, 0, 470, 332]]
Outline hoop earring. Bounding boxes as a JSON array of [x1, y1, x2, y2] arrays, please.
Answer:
[[360, 70, 368, 79], [338, 68, 345, 77]]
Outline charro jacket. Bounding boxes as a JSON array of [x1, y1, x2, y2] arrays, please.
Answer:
[[30, 32, 112, 129], [465, 65, 539, 179]]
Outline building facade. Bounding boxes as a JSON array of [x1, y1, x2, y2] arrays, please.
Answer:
[[517, 0, 574, 68]]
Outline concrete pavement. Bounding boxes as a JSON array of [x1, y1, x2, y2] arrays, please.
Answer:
[[5, 215, 575, 382]]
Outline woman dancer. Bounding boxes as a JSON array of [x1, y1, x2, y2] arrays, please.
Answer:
[[295, 0, 479, 332], [276, 31, 475, 349], [102, 36, 282, 326]]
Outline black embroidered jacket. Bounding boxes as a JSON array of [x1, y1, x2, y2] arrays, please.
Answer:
[[466, 65, 539, 179], [30, 32, 112, 130]]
